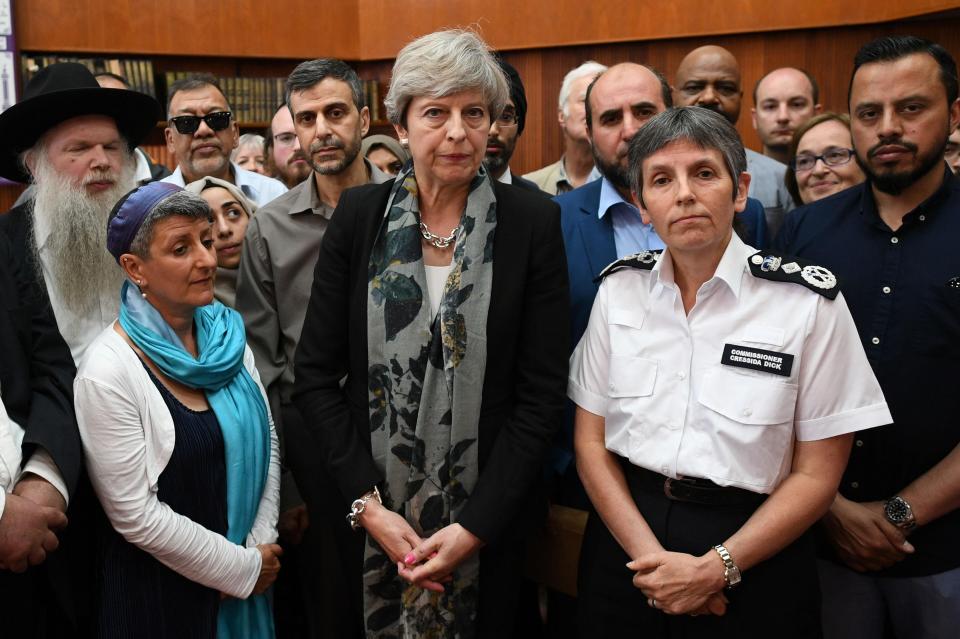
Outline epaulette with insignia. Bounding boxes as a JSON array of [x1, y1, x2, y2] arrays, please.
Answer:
[[595, 250, 663, 283], [747, 251, 839, 299]]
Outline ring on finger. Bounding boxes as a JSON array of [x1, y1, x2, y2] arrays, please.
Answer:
[[647, 598, 657, 609]]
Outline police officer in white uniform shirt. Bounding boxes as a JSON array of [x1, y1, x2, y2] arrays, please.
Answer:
[[568, 107, 892, 639]]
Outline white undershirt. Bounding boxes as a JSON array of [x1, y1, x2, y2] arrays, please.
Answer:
[[425, 263, 455, 318]]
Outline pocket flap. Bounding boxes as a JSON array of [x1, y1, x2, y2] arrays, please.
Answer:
[[741, 323, 785, 347], [698, 367, 797, 425], [608, 356, 657, 398], [608, 306, 645, 329]]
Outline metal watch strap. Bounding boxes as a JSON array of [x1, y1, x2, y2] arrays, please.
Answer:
[[346, 485, 382, 531], [713, 544, 741, 589]]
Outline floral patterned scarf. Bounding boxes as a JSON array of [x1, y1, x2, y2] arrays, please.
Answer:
[[365, 164, 497, 638]]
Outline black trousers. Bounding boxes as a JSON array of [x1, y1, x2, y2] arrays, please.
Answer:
[[577, 462, 822, 639]]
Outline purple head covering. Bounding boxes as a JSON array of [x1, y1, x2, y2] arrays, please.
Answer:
[[107, 181, 183, 262]]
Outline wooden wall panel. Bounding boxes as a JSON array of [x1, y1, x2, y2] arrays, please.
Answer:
[[504, 16, 960, 175], [17, 1, 960, 61], [16, 0, 361, 59], [356, 0, 960, 61]]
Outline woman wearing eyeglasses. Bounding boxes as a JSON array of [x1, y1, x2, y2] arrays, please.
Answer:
[[785, 113, 866, 206]]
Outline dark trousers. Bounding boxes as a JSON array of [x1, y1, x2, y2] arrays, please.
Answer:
[[577, 462, 822, 639], [282, 403, 366, 638]]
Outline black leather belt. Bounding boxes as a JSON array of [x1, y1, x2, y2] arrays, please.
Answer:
[[623, 462, 767, 508]]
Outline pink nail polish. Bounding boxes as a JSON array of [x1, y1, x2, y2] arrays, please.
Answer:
[[404, 553, 416, 565]]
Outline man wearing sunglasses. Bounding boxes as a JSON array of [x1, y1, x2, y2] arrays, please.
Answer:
[[485, 58, 543, 193], [162, 74, 287, 206]]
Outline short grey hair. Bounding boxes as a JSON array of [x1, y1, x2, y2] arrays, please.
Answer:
[[384, 29, 509, 127], [628, 107, 747, 203], [559, 61, 608, 115], [285, 58, 364, 113], [128, 191, 212, 258]]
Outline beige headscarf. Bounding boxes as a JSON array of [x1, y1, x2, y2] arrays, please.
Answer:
[[183, 176, 257, 308]]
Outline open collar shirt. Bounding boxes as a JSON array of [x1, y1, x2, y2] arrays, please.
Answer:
[[163, 162, 288, 206], [568, 233, 891, 494], [597, 177, 665, 258]]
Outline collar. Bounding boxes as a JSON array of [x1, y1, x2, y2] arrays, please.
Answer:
[[597, 177, 636, 219], [651, 232, 751, 300], [288, 158, 388, 216], [859, 165, 955, 228], [558, 156, 601, 186], [497, 166, 513, 184], [133, 148, 152, 183]]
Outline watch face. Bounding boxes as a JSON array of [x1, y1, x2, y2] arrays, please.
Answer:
[[885, 497, 909, 522]]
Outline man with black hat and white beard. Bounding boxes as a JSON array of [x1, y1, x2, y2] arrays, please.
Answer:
[[0, 61, 155, 636], [485, 58, 544, 193], [0, 62, 162, 364]]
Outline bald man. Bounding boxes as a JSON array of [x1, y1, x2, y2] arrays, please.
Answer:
[[752, 68, 822, 164], [674, 45, 794, 240]]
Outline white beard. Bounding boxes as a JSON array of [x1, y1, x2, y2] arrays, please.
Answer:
[[29, 152, 137, 315]]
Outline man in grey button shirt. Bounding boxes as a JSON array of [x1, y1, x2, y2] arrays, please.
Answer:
[[673, 45, 795, 241], [235, 58, 390, 639]]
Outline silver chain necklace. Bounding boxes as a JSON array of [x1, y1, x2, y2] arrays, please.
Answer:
[[419, 220, 460, 249]]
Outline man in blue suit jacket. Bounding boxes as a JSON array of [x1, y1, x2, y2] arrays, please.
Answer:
[[553, 62, 770, 488]]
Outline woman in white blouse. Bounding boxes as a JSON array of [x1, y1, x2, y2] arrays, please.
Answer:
[[74, 182, 281, 638]]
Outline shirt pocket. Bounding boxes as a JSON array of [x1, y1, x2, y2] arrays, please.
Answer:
[[914, 281, 960, 358], [607, 355, 657, 398], [696, 367, 798, 489], [740, 323, 785, 348]]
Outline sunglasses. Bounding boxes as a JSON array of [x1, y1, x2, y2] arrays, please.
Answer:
[[169, 111, 233, 135]]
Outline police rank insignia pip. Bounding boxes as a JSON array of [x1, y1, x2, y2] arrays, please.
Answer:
[[596, 250, 664, 282], [747, 251, 840, 300]]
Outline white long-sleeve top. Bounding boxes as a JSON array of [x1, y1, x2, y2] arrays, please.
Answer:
[[74, 323, 280, 599]]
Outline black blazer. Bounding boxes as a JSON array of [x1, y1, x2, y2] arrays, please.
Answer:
[[0, 222, 84, 633], [0, 226, 80, 498], [511, 173, 549, 196], [293, 179, 570, 544]]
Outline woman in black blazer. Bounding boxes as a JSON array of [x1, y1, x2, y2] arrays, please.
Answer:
[[293, 29, 569, 639]]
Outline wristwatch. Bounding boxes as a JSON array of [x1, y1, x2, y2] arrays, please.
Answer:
[[713, 544, 741, 589], [883, 495, 917, 533]]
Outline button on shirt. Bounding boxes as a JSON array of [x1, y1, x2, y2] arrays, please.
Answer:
[[776, 167, 960, 576], [568, 234, 890, 494], [598, 177, 665, 257]]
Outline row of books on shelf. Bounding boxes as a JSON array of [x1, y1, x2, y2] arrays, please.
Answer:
[[20, 54, 385, 126], [22, 54, 157, 98], [163, 71, 287, 125]]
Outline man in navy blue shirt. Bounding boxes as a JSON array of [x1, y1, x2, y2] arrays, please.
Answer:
[[776, 35, 960, 638]]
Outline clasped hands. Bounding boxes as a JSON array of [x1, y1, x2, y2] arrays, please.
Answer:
[[0, 475, 68, 573], [360, 499, 483, 593], [628, 550, 729, 616]]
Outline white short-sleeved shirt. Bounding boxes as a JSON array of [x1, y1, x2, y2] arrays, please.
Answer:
[[568, 234, 892, 494]]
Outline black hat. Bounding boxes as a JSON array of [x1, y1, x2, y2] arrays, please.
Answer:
[[496, 58, 527, 136], [0, 62, 163, 183]]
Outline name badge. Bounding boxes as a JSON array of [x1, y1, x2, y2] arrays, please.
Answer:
[[721, 344, 794, 377]]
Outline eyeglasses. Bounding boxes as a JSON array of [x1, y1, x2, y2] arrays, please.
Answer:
[[494, 108, 519, 128], [169, 111, 233, 135], [273, 132, 298, 147], [792, 148, 855, 173]]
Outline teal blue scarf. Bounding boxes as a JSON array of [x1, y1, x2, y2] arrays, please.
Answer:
[[118, 281, 274, 638]]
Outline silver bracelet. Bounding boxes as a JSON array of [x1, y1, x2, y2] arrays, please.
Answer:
[[346, 486, 382, 531]]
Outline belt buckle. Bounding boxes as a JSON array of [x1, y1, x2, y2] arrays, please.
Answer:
[[663, 477, 676, 500]]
